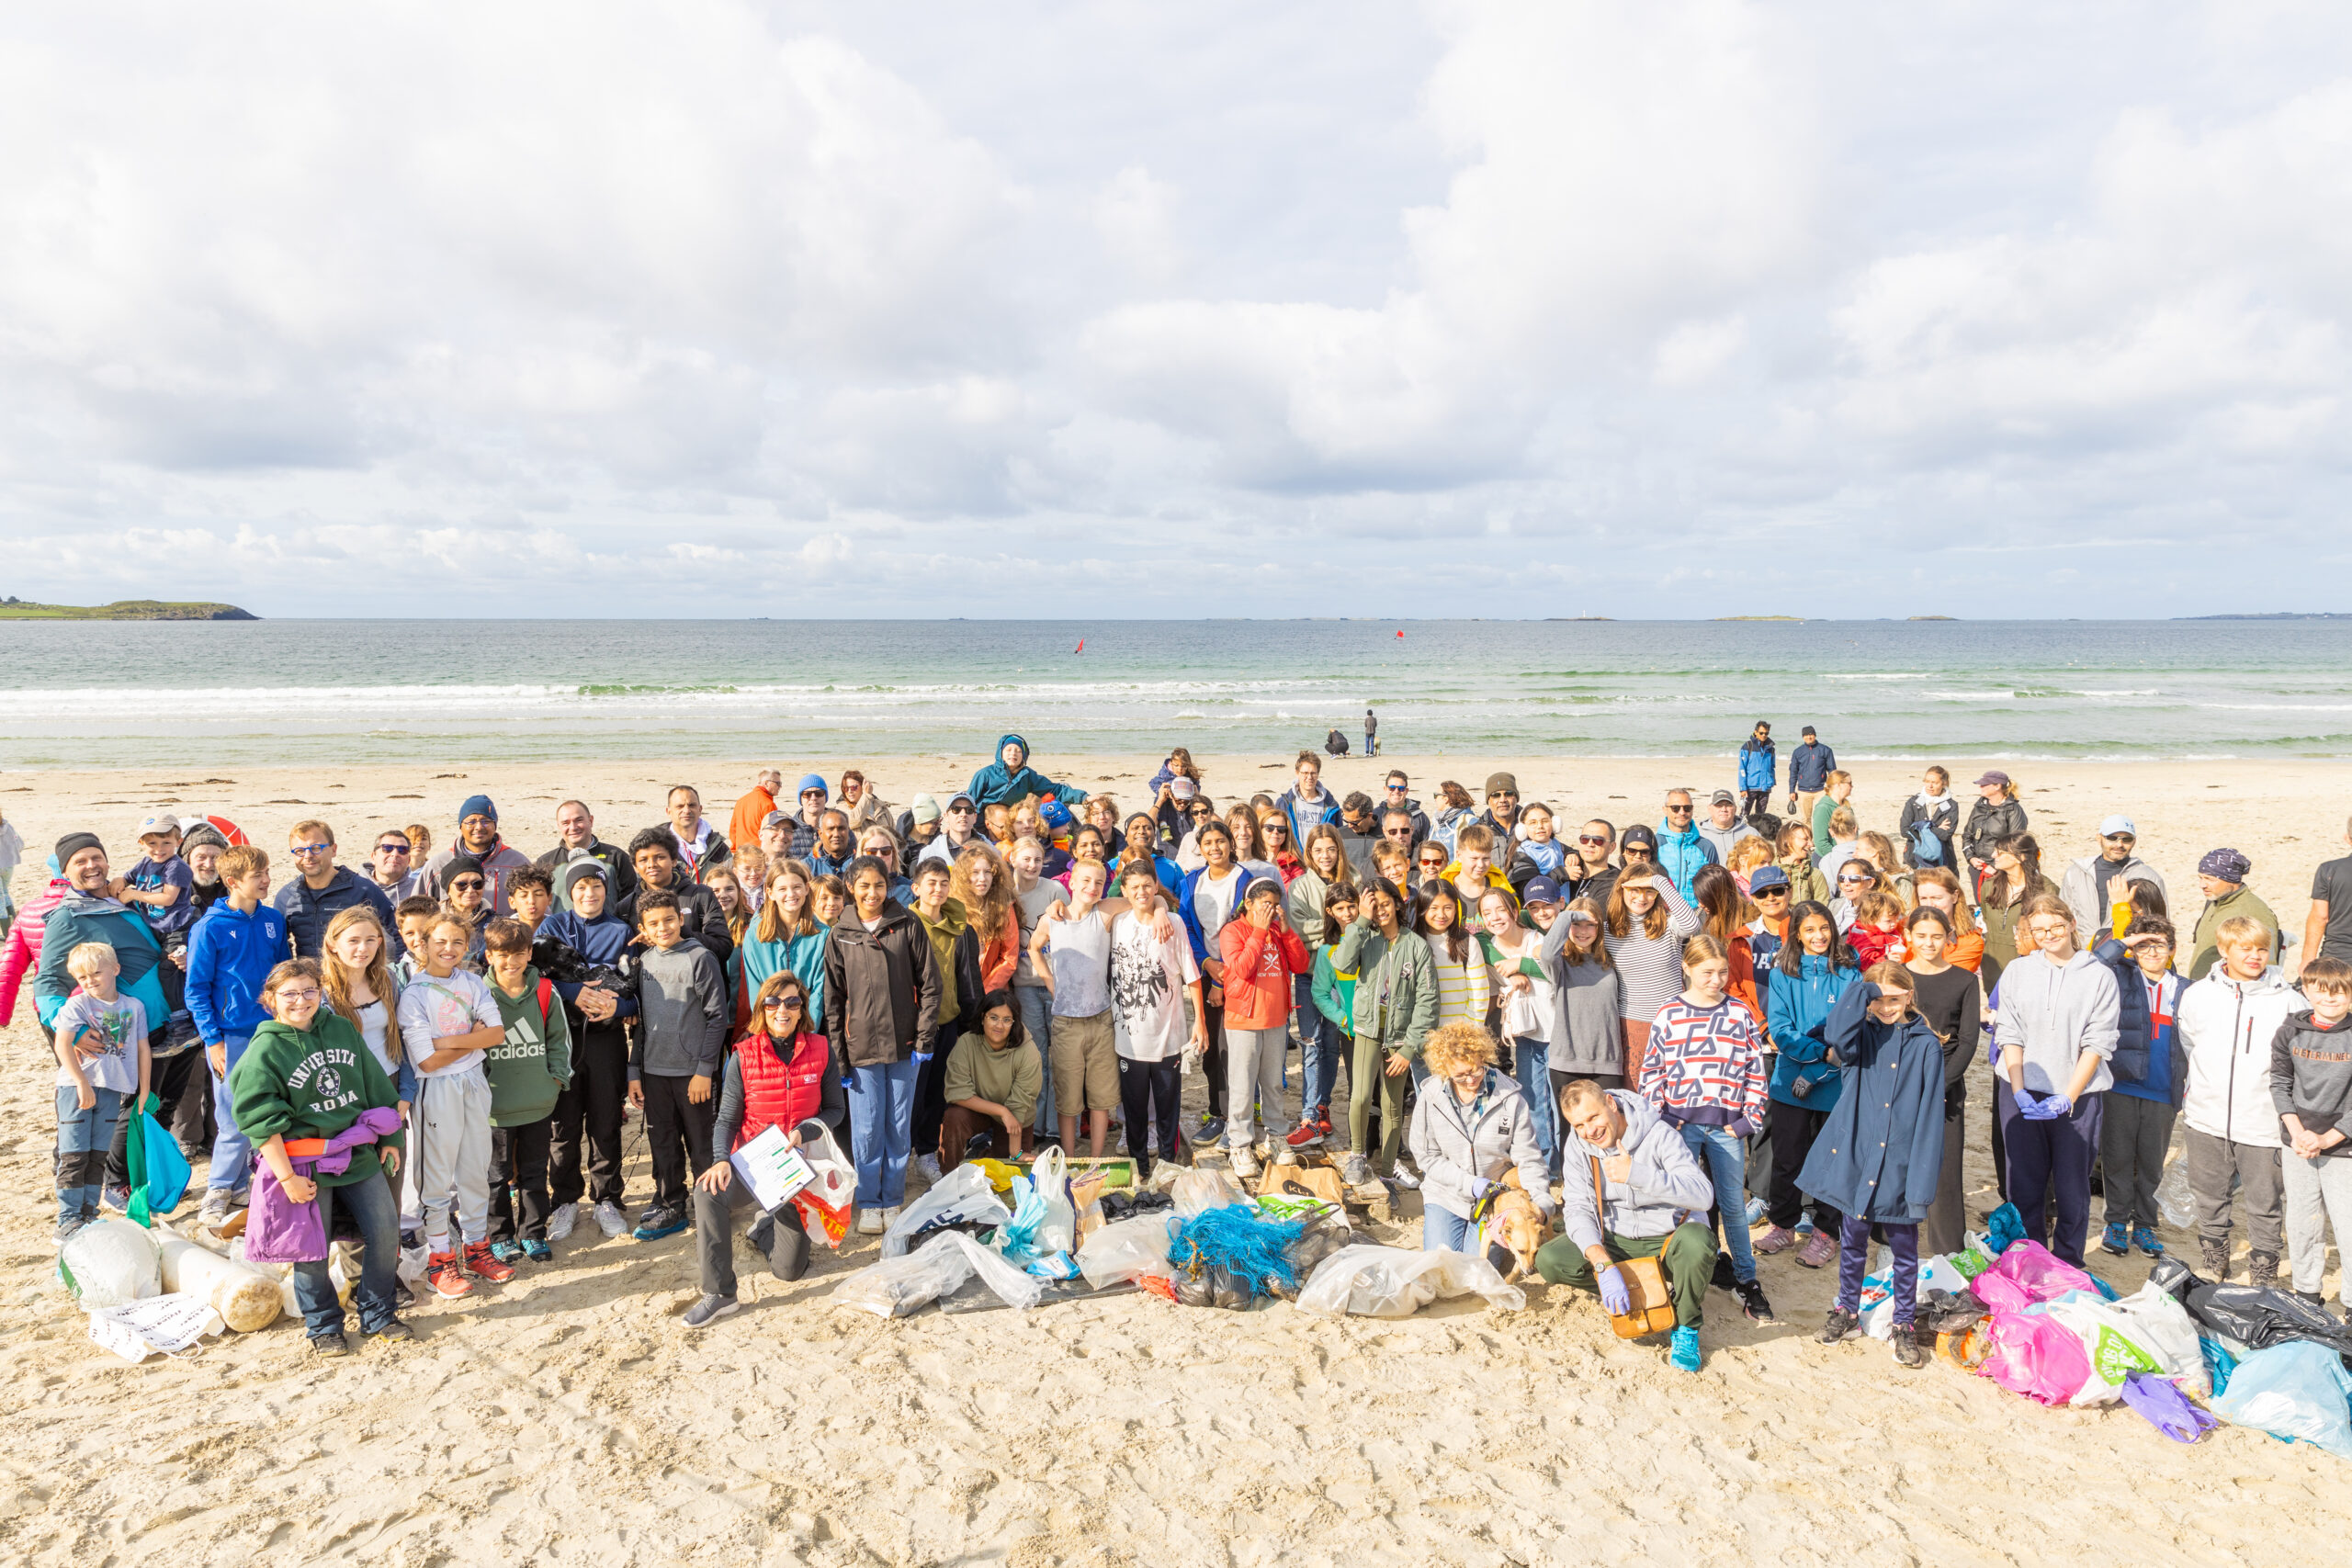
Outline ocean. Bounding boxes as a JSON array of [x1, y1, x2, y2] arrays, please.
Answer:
[[5, 617, 2352, 769]]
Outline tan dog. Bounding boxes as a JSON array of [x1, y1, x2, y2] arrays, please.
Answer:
[[1480, 1168, 1553, 1282]]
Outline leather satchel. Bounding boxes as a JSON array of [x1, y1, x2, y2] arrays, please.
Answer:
[[1589, 1156, 1678, 1339]]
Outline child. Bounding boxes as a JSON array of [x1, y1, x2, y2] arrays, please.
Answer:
[[1217, 879, 1310, 1177], [1287, 885, 1360, 1151], [480, 918, 574, 1263], [1844, 890, 1909, 968], [394, 911, 511, 1296], [1759, 901, 1860, 1266], [2095, 916, 2185, 1258], [626, 892, 729, 1242], [908, 856, 981, 1182], [53, 942, 150, 1239], [538, 862, 639, 1241], [187, 845, 293, 1224], [1103, 859, 1204, 1180], [1507, 804, 1568, 888], [229, 957, 409, 1354], [391, 896, 442, 976], [1804, 964, 1948, 1368], [2273, 956, 2352, 1313], [2176, 914, 2297, 1285], [1029, 859, 1120, 1157], [117, 813, 196, 942]]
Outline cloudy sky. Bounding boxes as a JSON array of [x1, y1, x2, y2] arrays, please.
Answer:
[[3, 1, 2347, 618]]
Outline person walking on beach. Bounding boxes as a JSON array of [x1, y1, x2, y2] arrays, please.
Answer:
[[2187, 848, 2279, 980], [2058, 815, 2166, 942], [1736, 722, 1776, 822], [1787, 726, 1834, 822]]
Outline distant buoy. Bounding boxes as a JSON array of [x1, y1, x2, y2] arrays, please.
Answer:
[[1395, 629, 1404, 638]]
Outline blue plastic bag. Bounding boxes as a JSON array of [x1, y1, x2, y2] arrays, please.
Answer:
[[2209, 1342, 2352, 1460], [2201, 1335, 2239, 1398], [125, 1099, 190, 1225], [1000, 1176, 1047, 1264]]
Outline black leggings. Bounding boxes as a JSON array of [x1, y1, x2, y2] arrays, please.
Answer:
[[1201, 996, 1227, 1117], [1767, 1099, 1842, 1232], [1118, 1056, 1182, 1179]]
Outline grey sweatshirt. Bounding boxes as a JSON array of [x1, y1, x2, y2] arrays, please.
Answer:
[[1556, 1090, 1714, 1250], [1993, 948, 2120, 1097], [2271, 1009, 2352, 1155], [630, 942, 729, 1079], [1538, 921, 1626, 1077]]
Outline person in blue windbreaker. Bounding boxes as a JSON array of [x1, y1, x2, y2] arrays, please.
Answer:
[[1758, 899, 1860, 1271], [1736, 722, 1777, 821]]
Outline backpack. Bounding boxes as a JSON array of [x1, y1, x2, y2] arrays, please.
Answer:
[[1909, 818, 1946, 866]]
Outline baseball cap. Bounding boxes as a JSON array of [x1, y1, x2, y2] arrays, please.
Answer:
[[1522, 875, 1563, 906], [1973, 770, 2011, 787], [1170, 777, 1198, 800], [2098, 815, 2137, 838], [1485, 772, 1519, 796], [1709, 789, 1736, 807], [797, 773, 829, 797], [1748, 865, 1790, 894], [910, 793, 942, 824], [947, 793, 977, 812], [1040, 799, 1075, 829], [136, 812, 179, 838], [1801, 726, 1817, 737]]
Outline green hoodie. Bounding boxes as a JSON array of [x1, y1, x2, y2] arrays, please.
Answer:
[[484, 964, 574, 1127], [226, 1010, 404, 1188], [915, 897, 970, 1024]]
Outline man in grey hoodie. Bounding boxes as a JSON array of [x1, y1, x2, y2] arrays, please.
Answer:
[[1535, 1081, 1718, 1371], [1993, 893, 2121, 1265]]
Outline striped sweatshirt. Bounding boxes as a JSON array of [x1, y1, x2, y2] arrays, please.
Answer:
[[1639, 995, 1770, 1131], [1423, 933, 1492, 1028], [1603, 882, 1702, 1025]]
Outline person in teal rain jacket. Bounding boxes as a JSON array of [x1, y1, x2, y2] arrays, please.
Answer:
[[966, 735, 1091, 811], [1654, 791, 1720, 904], [1758, 899, 1860, 1268]]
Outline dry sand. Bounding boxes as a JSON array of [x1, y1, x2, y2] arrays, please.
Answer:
[[3, 752, 2351, 1565]]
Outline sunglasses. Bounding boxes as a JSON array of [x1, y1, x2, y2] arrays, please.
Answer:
[[1385, 828, 1414, 839], [376, 843, 412, 856], [451, 878, 487, 891], [1577, 834, 1610, 846], [1666, 805, 1693, 815], [1386, 783, 1408, 792], [763, 997, 804, 1010]]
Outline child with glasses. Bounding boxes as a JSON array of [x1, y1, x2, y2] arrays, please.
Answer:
[[394, 912, 508, 1298]]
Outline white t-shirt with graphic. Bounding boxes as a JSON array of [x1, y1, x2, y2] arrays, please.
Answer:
[[395, 969, 501, 1083], [1109, 912, 1199, 1062]]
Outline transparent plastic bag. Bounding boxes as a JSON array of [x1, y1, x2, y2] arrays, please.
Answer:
[[2154, 1156, 2195, 1231], [1295, 1244, 1527, 1319], [1171, 1168, 1250, 1217], [881, 1162, 1012, 1258], [831, 1231, 1046, 1317], [1078, 1213, 1180, 1291], [2209, 1341, 2352, 1459], [59, 1217, 162, 1309], [1030, 1145, 1077, 1256]]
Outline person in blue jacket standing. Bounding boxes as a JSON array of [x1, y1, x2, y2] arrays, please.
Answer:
[[967, 735, 1090, 811], [1736, 722, 1777, 822], [1802, 964, 1948, 1368], [1758, 899, 1860, 1270], [1788, 726, 1836, 821], [185, 843, 293, 1224], [1655, 790, 1720, 904]]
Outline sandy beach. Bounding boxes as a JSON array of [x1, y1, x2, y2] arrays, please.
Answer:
[[3, 752, 2350, 1565]]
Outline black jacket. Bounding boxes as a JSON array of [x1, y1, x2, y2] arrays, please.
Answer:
[[536, 840, 639, 903], [1961, 797, 2029, 868], [822, 899, 942, 1068], [619, 878, 734, 968], [1897, 795, 1961, 870]]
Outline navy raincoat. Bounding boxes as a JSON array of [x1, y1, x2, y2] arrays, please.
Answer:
[[1796, 982, 1949, 1224]]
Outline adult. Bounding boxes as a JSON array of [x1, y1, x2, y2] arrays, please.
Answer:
[[786, 775, 831, 860], [1788, 726, 1835, 822], [1566, 820, 1620, 908], [1736, 721, 1776, 821], [899, 795, 944, 863], [727, 769, 784, 857], [1276, 750, 1340, 851], [2301, 814, 2352, 970], [1329, 794, 1380, 883], [2187, 848, 2279, 981], [1695, 789, 1761, 865], [1993, 893, 2120, 1266], [1902, 907, 1980, 1256], [366, 828, 426, 903], [806, 810, 857, 879], [1976, 834, 2058, 992], [535, 800, 640, 910], [271, 820, 394, 958], [1363, 706, 1379, 757], [1380, 770, 1431, 846], [1535, 1079, 1719, 1374], [1408, 1021, 1551, 1253], [967, 734, 1090, 810], [1895, 766, 1961, 874], [1429, 782, 1478, 861], [2058, 815, 2167, 943], [658, 784, 729, 877], [918, 794, 984, 866], [1961, 771, 2028, 892], [425, 795, 533, 916], [1653, 790, 1719, 904], [940, 989, 1043, 1168], [839, 769, 895, 832], [822, 856, 942, 1233], [619, 830, 734, 966], [1477, 773, 1522, 851]]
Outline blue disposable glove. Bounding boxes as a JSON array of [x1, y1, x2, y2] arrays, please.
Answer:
[[1467, 1178, 1498, 1202], [2040, 1093, 2072, 1119], [912, 1052, 933, 1066], [2018, 1093, 2058, 1122], [1598, 1265, 1632, 1315]]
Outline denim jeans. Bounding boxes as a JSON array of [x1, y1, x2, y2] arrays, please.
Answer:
[[206, 1032, 254, 1193], [1680, 1122, 1758, 1285], [55, 1085, 129, 1231], [294, 1171, 401, 1337], [1513, 1037, 1556, 1175], [1422, 1201, 1475, 1253], [1302, 1005, 1344, 1120], [1015, 987, 1056, 1136], [848, 1057, 921, 1208]]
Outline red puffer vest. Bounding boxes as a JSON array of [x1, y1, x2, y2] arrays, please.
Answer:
[[734, 1030, 830, 1150]]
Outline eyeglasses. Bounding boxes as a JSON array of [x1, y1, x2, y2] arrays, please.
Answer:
[[290, 842, 334, 856], [276, 987, 321, 1003], [451, 877, 487, 891], [375, 843, 412, 856]]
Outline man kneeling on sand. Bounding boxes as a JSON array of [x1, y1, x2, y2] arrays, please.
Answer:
[[1537, 1077, 1719, 1373]]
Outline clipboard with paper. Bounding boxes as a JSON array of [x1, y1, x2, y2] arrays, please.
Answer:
[[729, 1124, 816, 1210]]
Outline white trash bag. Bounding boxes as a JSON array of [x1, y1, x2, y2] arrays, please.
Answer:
[[60, 1217, 163, 1309], [88, 1292, 223, 1363], [832, 1232, 1046, 1317], [1030, 1145, 1078, 1256], [1076, 1213, 1181, 1291], [881, 1163, 1012, 1258], [1295, 1244, 1527, 1319]]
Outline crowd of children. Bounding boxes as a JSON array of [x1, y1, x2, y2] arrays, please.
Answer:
[[12, 735, 2352, 1366]]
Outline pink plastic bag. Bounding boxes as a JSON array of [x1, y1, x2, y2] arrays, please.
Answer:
[[1977, 1308, 2092, 1405], [1967, 1240, 2098, 1314]]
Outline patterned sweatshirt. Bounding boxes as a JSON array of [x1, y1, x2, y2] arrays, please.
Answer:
[[1639, 995, 1770, 1132]]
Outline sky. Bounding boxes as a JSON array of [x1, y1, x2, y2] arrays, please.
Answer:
[[2, 0, 2349, 618]]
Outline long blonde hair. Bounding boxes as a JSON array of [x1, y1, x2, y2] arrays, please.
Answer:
[[755, 861, 820, 943], [321, 908, 401, 1064]]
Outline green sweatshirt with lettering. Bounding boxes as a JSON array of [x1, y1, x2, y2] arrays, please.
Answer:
[[226, 1011, 405, 1187]]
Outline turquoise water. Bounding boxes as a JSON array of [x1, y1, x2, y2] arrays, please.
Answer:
[[5, 617, 2352, 767]]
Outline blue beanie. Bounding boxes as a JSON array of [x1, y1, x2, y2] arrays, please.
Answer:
[[458, 794, 497, 823], [797, 774, 829, 797]]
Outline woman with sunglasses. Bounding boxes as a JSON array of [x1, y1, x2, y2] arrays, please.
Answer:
[[436, 855, 492, 968], [1828, 859, 1881, 934], [684, 971, 841, 1327], [1257, 811, 1304, 885]]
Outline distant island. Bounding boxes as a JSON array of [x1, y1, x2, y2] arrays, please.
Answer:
[[0, 598, 257, 621], [2177, 613, 2352, 621]]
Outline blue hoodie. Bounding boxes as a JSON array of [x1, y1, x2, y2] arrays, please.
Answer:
[[967, 733, 1090, 810], [538, 908, 640, 1028], [1654, 819, 1720, 904], [186, 898, 293, 1042], [1764, 952, 1859, 1111]]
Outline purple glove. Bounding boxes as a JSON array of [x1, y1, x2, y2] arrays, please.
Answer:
[[2040, 1093, 2072, 1118], [1598, 1265, 1632, 1315]]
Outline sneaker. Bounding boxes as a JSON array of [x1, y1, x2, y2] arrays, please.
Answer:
[[2132, 1225, 2165, 1258], [229, 1185, 251, 1209], [309, 1330, 351, 1358], [198, 1190, 232, 1226], [1735, 1278, 1777, 1324], [367, 1318, 415, 1345], [1386, 1165, 1421, 1190], [489, 1239, 526, 1265], [1228, 1145, 1261, 1180], [393, 1280, 416, 1312], [425, 1252, 472, 1298], [1891, 1324, 1928, 1369], [1284, 1118, 1327, 1149], [633, 1208, 688, 1243], [684, 1292, 741, 1329], [1668, 1325, 1702, 1373], [594, 1201, 628, 1239], [1316, 1106, 1333, 1138], [1818, 1306, 1861, 1344], [1340, 1153, 1371, 1187], [1796, 1229, 1838, 1269], [1711, 1253, 1738, 1292], [1754, 1224, 1800, 1256], [913, 1155, 944, 1185], [521, 1238, 553, 1262], [2100, 1223, 2129, 1257], [1272, 1143, 1300, 1167], [99, 1183, 131, 1213], [1744, 1197, 1767, 1226], [546, 1202, 578, 1243], [1194, 1112, 1226, 1147], [855, 1208, 887, 1235], [878, 1205, 903, 1231], [463, 1241, 516, 1282]]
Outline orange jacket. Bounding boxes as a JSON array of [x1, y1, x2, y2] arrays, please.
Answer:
[[978, 904, 1021, 994], [1948, 928, 1986, 974], [729, 787, 778, 859], [1217, 919, 1312, 1030]]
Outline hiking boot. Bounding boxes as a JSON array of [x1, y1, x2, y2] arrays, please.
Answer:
[[393, 1280, 416, 1312], [684, 1293, 741, 1329], [546, 1202, 578, 1243], [521, 1239, 553, 1262], [367, 1317, 415, 1346], [1754, 1224, 1800, 1256], [463, 1241, 515, 1282], [308, 1330, 350, 1359], [1317, 1106, 1334, 1138], [1668, 1325, 1702, 1372], [2199, 1236, 2233, 1283], [1736, 1279, 1777, 1324], [489, 1239, 526, 1265], [1712, 1253, 1738, 1292], [1340, 1153, 1371, 1187], [1818, 1307, 1861, 1344], [2247, 1250, 2281, 1292], [1796, 1229, 1838, 1269], [2132, 1225, 2165, 1258], [2099, 1223, 2129, 1257], [594, 1201, 628, 1239], [1228, 1145, 1261, 1180], [425, 1251, 471, 1298], [1284, 1117, 1327, 1150], [1891, 1324, 1928, 1369]]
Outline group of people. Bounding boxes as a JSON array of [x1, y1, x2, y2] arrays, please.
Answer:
[[8, 726, 2352, 1371]]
